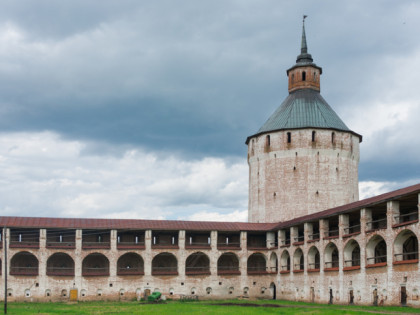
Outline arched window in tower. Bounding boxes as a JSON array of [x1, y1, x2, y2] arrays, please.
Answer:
[[302, 71, 306, 81], [291, 74, 295, 82], [313, 72, 317, 82], [312, 131, 316, 142], [287, 132, 291, 144], [266, 135, 270, 147]]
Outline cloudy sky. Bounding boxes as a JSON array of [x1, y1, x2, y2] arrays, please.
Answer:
[[0, 0, 419, 222]]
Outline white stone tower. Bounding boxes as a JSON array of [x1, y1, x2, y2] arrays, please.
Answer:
[[246, 19, 362, 223]]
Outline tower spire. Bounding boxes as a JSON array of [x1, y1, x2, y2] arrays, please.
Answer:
[[301, 15, 308, 54], [296, 15, 313, 64]]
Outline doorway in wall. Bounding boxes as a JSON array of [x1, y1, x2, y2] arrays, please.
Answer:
[[310, 287, 315, 303], [329, 289, 333, 304], [401, 286, 407, 306], [270, 282, 276, 300], [349, 290, 354, 305], [373, 288, 378, 306]]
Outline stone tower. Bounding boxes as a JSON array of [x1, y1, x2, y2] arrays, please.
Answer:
[[246, 20, 362, 223]]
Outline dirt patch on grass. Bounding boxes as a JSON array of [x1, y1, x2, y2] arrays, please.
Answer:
[[210, 303, 286, 308]]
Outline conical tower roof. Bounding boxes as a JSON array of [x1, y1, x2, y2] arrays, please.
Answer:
[[257, 89, 352, 133]]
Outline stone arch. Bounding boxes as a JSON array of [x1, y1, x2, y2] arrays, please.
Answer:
[[217, 252, 240, 275], [46, 252, 75, 276], [10, 251, 38, 276], [343, 239, 360, 267], [394, 229, 419, 262], [269, 252, 278, 273], [366, 235, 387, 265], [247, 252, 267, 274], [280, 250, 290, 272], [307, 246, 320, 270], [152, 252, 178, 275], [117, 252, 144, 275], [324, 243, 339, 269], [82, 253, 109, 276], [293, 248, 304, 271], [185, 252, 210, 275]]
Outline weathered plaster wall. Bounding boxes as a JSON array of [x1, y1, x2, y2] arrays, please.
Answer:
[[248, 129, 360, 223]]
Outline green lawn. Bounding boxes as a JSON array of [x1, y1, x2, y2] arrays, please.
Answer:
[[0, 300, 418, 314]]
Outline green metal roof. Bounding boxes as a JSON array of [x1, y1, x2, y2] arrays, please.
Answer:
[[246, 89, 362, 143]]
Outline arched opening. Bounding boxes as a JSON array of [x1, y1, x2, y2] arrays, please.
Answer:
[[324, 243, 339, 270], [152, 252, 178, 275], [247, 253, 267, 274], [343, 239, 360, 269], [266, 135, 270, 147], [46, 253, 75, 276], [185, 252, 210, 275], [302, 71, 306, 81], [82, 253, 109, 276], [280, 250, 290, 273], [308, 246, 320, 271], [331, 132, 336, 144], [217, 252, 240, 275], [269, 252, 278, 273], [10, 251, 38, 276], [394, 230, 419, 262], [117, 252, 144, 275], [312, 131, 316, 142], [293, 248, 304, 272], [287, 132, 291, 144], [366, 235, 387, 266]]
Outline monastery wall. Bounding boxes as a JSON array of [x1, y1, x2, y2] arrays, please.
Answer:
[[0, 191, 419, 306]]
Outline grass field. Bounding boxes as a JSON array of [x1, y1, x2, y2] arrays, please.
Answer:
[[0, 299, 418, 314]]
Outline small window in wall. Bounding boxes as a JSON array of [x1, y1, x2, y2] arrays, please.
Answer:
[[266, 135, 270, 147], [312, 131, 316, 142], [292, 74, 295, 82], [313, 72, 317, 81], [287, 132, 291, 144], [331, 132, 335, 144], [302, 71, 306, 81]]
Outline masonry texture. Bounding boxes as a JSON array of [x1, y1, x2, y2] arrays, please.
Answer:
[[0, 21, 419, 307]]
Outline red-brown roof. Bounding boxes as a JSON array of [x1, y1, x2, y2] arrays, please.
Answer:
[[0, 216, 277, 232], [1, 182, 419, 232], [275, 182, 420, 229]]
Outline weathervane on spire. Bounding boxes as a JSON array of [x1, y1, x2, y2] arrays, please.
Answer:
[[303, 15, 308, 23]]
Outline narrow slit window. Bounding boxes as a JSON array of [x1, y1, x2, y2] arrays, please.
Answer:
[[331, 132, 335, 144], [302, 71, 306, 81], [312, 131, 316, 142], [287, 132, 291, 143], [266, 135, 270, 147], [313, 72, 317, 81]]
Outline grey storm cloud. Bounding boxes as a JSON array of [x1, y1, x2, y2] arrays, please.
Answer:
[[0, 0, 419, 183]]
